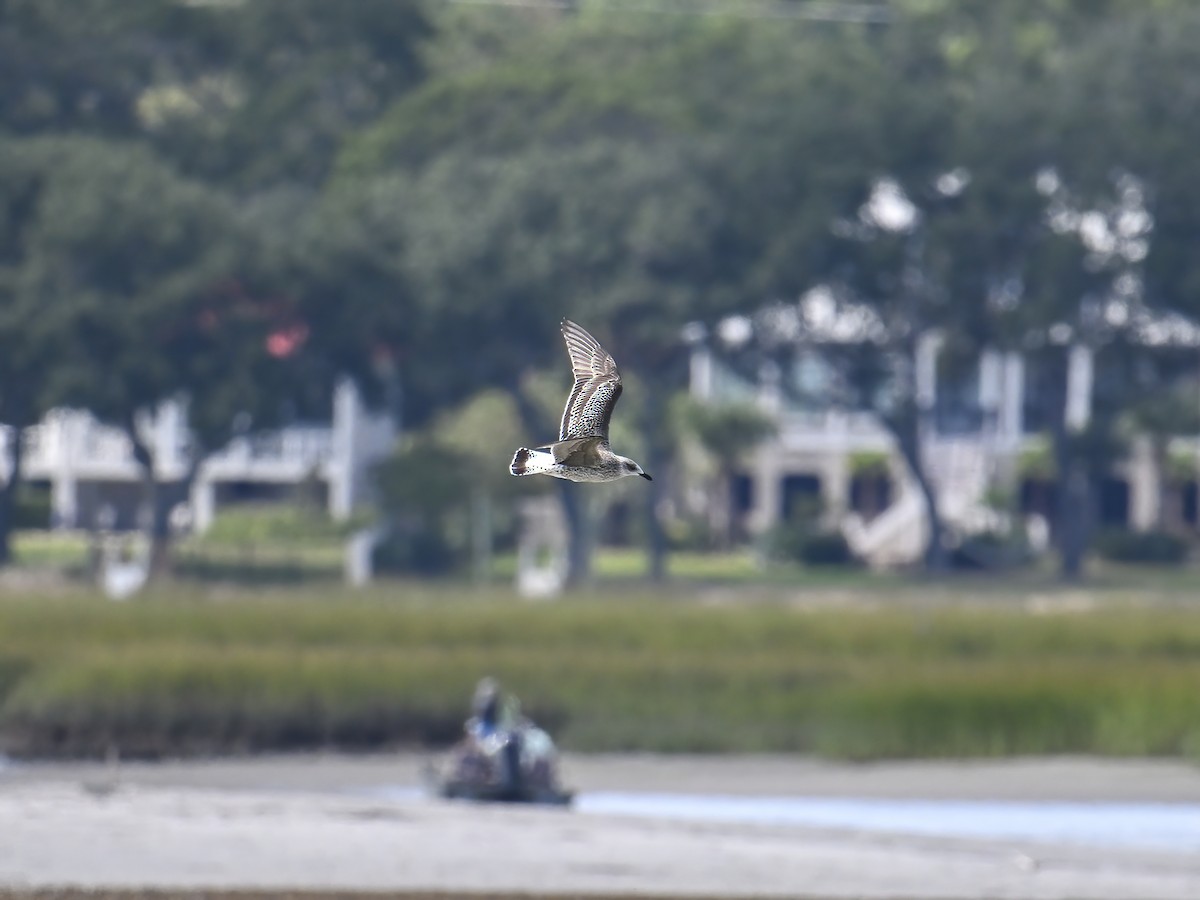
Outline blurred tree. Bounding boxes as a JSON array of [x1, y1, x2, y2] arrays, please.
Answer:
[[942, 1, 1200, 578], [340, 12, 843, 582], [1116, 358, 1200, 533], [143, 0, 433, 189], [0, 0, 432, 188], [0, 138, 76, 563], [737, 9, 962, 569], [373, 389, 532, 577], [16, 138, 303, 574], [677, 398, 776, 549], [0, 0, 174, 136], [243, 182, 415, 420]]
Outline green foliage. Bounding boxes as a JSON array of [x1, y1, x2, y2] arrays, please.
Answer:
[[765, 496, 860, 568], [8, 0, 1200, 587], [371, 529, 459, 578], [796, 531, 859, 568], [1167, 450, 1198, 485], [371, 434, 481, 576], [848, 451, 891, 478], [677, 398, 777, 470], [1018, 444, 1057, 479], [202, 504, 352, 546], [3, 590, 1200, 758], [949, 529, 1035, 572], [1094, 529, 1190, 566], [11, 136, 298, 457], [375, 436, 475, 523], [12, 484, 50, 530], [767, 523, 860, 569]]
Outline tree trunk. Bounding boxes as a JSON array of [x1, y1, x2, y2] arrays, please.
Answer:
[[640, 382, 670, 582], [123, 416, 175, 580], [888, 412, 948, 572], [717, 463, 735, 551], [1054, 439, 1092, 581], [126, 422, 208, 582], [509, 383, 592, 587], [0, 423, 26, 567]]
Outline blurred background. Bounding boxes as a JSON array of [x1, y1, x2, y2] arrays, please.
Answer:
[[1, 0, 1200, 770]]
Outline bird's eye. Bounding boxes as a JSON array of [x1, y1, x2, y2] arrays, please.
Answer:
[[626, 463, 636, 471]]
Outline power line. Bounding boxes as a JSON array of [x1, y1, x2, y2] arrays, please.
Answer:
[[440, 0, 893, 25]]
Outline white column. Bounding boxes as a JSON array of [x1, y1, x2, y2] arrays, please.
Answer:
[[190, 477, 216, 534], [750, 448, 781, 533], [328, 378, 358, 520], [155, 398, 186, 477], [758, 360, 782, 415], [978, 349, 1002, 423], [52, 412, 79, 529], [51, 474, 78, 529], [915, 331, 943, 410], [822, 453, 851, 523], [1002, 352, 1025, 446], [1065, 344, 1094, 432], [690, 345, 715, 400], [1128, 437, 1158, 532]]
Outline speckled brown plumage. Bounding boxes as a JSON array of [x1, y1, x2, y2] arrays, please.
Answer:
[[509, 320, 651, 484], [559, 319, 623, 440]]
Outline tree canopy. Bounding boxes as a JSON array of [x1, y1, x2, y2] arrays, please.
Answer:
[[3, 0, 1200, 579]]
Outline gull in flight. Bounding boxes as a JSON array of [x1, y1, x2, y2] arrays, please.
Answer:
[[510, 320, 652, 483]]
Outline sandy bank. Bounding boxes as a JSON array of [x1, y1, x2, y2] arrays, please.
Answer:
[[1, 754, 1198, 899]]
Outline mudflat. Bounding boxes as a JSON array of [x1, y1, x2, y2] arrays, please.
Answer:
[[1, 754, 1199, 900]]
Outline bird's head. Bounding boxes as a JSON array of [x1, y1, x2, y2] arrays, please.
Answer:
[[620, 457, 653, 481]]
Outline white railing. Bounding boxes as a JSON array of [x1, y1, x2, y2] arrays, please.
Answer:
[[78, 422, 134, 468], [207, 427, 334, 474], [2, 409, 336, 482], [842, 488, 927, 568], [924, 436, 1008, 535], [777, 410, 892, 452]]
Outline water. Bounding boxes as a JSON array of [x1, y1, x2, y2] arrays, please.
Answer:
[[366, 783, 1200, 852], [575, 792, 1200, 852]]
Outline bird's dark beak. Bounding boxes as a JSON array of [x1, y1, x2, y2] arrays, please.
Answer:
[[640, 472, 653, 481]]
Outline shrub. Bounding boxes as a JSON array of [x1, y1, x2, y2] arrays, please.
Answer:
[[14, 486, 52, 529], [1094, 528, 1190, 566], [766, 522, 860, 567], [949, 529, 1034, 571], [372, 527, 460, 576], [797, 531, 858, 566], [666, 516, 717, 552], [204, 504, 351, 545]]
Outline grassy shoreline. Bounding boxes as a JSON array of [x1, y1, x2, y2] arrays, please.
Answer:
[[1, 582, 1199, 760]]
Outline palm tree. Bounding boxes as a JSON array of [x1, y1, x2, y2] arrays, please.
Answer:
[[679, 399, 777, 549]]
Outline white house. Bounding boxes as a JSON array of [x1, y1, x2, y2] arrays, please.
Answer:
[[0, 379, 396, 533], [689, 310, 1200, 567]]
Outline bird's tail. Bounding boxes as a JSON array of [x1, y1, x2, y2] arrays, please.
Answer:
[[510, 447, 553, 476]]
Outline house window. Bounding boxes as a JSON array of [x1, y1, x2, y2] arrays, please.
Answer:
[[1098, 477, 1130, 527], [850, 473, 892, 521], [731, 474, 755, 515], [780, 474, 821, 523], [1183, 481, 1198, 528], [1019, 477, 1057, 523]]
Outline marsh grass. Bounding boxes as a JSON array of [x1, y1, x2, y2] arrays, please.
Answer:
[[1, 584, 1199, 759]]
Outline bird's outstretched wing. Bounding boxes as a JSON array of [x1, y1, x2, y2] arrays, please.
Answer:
[[559, 319, 623, 440]]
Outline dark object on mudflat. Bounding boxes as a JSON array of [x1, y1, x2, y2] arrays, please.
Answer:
[[430, 723, 574, 807]]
